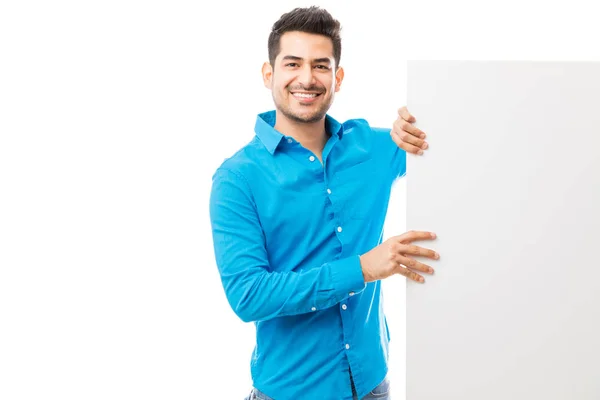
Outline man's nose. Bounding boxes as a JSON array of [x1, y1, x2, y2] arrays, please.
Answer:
[[297, 65, 317, 87]]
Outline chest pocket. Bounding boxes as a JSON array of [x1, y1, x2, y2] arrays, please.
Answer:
[[333, 158, 381, 220]]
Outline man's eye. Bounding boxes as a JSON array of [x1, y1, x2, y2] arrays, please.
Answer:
[[286, 63, 299, 67], [315, 65, 330, 70]]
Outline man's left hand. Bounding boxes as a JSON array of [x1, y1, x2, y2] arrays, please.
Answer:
[[391, 106, 428, 155]]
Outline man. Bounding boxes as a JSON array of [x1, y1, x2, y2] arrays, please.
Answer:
[[209, 6, 439, 400]]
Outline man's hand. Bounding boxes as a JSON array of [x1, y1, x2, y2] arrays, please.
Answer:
[[391, 106, 428, 155], [359, 230, 439, 283]]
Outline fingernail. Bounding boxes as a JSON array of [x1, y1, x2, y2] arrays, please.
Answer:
[[429, 268, 435, 274], [421, 134, 426, 139], [419, 276, 425, 282], [422, 142, 428, 149], [435, 253, 439, 259], [431, 233, 436, 239], [417, 150, 424, 155]]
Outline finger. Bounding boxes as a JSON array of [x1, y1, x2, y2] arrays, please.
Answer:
[[392, 120, 427, 148], [390, 129, 424, 155], [398, 243, 440, 260], [394, 117, 427, 140], [395, 230, 437, 244], [396, 264, 425, 283], [395, 253, 435, 275], [398, 106, 416, 123]]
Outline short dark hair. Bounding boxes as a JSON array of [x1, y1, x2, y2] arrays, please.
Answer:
[[268, 6, 342, 68]]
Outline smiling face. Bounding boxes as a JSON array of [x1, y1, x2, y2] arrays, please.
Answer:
[[262, 31, 344, 124]]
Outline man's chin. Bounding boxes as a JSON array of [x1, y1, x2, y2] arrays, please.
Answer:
[[290, 113, 324, 124], [285, 107, 328, 124]]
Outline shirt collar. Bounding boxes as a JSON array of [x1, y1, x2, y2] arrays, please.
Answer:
[[255, 110, 344, 155]]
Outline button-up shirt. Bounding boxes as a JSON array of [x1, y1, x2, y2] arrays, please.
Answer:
[[209, 110, 406, 399]]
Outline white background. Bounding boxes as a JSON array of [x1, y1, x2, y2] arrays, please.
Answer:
[[1, 0, 599, 399]]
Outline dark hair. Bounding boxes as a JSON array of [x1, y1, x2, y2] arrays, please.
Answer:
[[268, 6, 342, 68]]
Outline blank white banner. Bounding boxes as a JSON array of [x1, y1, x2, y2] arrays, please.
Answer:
[[405, 61, 600, 399]]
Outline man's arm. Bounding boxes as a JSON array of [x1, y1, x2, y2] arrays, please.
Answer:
[[371, 126, 407, 180], [368, 107, 426, 180], [209, 168, 367, 323]]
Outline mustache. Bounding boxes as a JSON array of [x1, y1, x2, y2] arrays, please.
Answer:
[[288, 85, 325, 93]]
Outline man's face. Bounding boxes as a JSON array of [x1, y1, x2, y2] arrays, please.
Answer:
[[262, 31, 344, 124]]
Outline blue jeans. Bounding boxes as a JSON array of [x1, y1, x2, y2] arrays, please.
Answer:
[[244, 370, 390, 400]]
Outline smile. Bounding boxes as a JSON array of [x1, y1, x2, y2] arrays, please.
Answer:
[[292, 92, 320, 98], [291, 92, 322, 103]]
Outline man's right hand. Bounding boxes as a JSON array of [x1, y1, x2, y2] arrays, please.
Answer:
[[359, 231, 439, 283]]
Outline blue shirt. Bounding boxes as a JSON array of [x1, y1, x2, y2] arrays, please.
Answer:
[[209, 110, 406, 399]]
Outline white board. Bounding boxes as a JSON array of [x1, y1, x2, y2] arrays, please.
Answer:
[[406, 61, 600, 400]]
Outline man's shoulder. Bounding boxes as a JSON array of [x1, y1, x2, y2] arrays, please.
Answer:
[[338, 116, 401, 170], [341, 117, 371, 134], [211, 136, 265, 183], [341, 117, 390, 137], [339, 117, 392, 150]]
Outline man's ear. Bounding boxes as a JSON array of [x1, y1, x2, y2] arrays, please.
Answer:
[[334, 66, 344, 92], [262, 62, 273, 89]]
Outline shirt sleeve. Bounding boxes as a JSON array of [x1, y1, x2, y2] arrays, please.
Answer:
[[371, 126, 407, 180], [209, 167, 367, 323]]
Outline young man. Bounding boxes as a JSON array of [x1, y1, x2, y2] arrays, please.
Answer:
[[209, 6, 439, 400]]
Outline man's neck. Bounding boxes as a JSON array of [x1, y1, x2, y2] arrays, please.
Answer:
[[273, 111, 330, 158]]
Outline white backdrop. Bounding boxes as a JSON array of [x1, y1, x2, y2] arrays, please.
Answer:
[[1, 1, 599, 399]]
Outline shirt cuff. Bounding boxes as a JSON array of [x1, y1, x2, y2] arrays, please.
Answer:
[[330, 255, 367, 297]]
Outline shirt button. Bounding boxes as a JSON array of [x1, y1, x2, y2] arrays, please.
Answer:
[[342, 304, 347, 310], [345, 344, 350, 350], [327, 188, 332, 195], [337, 226, 342, 233], [309, 155, 315, 162], [287, 138, 293, 143], [349, 292, 355, 296], [311, 307, 316, 311]]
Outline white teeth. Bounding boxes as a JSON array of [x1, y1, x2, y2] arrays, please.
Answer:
[[293, 93, 318, 98]]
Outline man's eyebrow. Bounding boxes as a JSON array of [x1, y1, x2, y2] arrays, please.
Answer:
[[281, 55, 303, 62], [281, 55, 332, 64]]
